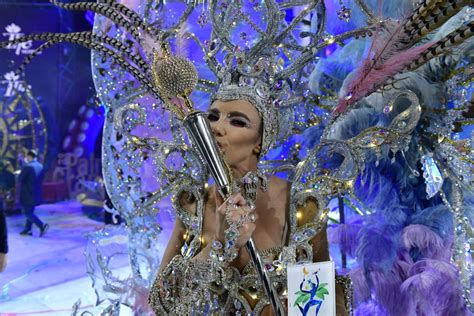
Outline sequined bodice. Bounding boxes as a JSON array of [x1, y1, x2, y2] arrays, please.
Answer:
[[171, 186, 327, 315]]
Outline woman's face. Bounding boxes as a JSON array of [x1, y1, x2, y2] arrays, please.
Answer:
[[208, 99, 262, 175]]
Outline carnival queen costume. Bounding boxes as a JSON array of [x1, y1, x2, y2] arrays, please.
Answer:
[[1, 0, 473, 315]]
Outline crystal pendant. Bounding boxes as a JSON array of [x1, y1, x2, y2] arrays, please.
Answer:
[[383, 105, 393, 114], [337, 5, 352, 22], [421, 155, 444, 199]]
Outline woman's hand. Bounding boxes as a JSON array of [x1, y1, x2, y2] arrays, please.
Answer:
[[214, 191, 258, 249]]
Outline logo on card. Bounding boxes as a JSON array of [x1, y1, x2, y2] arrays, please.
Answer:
[[2, 23, 36, 55], [293, 267, 329, 316], [1, 71, 30, 97], [288, 261, 335, 316]]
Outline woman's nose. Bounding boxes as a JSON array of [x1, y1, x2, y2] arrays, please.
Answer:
[[211, 117, 226, 136]]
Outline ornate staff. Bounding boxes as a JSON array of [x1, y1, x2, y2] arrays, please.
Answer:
[[153, 42, 285, 315]]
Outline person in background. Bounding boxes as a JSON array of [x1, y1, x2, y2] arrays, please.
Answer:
[[17, 149, 48, 236], [0, 195, 8, 272]]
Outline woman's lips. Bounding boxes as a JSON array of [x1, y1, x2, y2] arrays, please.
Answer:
[[216, 141, 225, 152]]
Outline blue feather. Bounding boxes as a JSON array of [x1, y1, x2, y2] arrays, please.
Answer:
[[325, 107, 379, 141], [409, 204, 453, 240], [354, 300, 388, 316], [368, 269, 416, 315], [309, 39, 370, 95], [355, 221, 401, 272]]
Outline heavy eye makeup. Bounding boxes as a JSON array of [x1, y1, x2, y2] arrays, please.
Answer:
[[207, 109, 252, 128]]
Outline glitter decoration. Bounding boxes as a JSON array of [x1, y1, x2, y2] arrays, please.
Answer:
[[337, 5, 352, 22], [153, 44, 198, 98]]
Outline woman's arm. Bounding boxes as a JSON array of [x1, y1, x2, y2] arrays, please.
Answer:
[[149, 197, 193, 314], [311, 225, 330, 262], [158, 218, 186, 273]]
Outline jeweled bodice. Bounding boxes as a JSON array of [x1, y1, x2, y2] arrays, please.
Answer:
[[161, 184, 328, 315]]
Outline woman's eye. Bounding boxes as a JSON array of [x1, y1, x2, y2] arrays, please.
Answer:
[[230, 119, 248, 128], [207, 112, 219, 122]]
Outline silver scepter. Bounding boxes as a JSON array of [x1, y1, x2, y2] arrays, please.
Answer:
[[153, 43, 285, 315]]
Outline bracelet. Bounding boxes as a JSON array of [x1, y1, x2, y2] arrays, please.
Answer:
[[212, 200, 257, 265], [223, 201, 242, 262], [210, 239, 227, 265]]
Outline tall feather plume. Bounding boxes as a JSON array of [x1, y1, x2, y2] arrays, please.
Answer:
[[328, 215, 364, 257], [349, 267, 372, 304], [403, 0, 444, 33], [335, 0, 470, 113], [354, 300, 387, 316], [336, 19, 434, 113], [353, 163, 412, 273], [404, 0, 471, 43], [368, 269, 416, 315], [407, 21, 474, 71]]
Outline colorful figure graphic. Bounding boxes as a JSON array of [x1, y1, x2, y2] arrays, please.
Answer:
[[294, 267, 329, 316]]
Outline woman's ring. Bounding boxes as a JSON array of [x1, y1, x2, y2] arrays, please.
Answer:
[[248, 213, 256, 223]]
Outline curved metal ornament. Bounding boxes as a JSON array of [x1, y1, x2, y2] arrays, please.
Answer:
[[0, 85, 48, 171]]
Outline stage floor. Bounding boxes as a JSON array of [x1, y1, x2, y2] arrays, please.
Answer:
[[0, 201, 172, 315]]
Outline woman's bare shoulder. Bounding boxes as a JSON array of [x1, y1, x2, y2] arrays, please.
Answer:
[[268, 175, 291, 192], [267, 176, 291, 204]]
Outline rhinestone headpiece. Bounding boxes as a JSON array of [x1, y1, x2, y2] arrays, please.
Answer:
[[211, 62, 282, 156], [193, 0, 329, 157]]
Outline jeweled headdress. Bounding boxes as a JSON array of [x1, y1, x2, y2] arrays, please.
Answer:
[[211, 61, 284, 156]]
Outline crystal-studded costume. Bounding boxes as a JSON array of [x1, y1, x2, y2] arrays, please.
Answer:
[[148, 177, 343, 314], [1, 0, 473, 315]]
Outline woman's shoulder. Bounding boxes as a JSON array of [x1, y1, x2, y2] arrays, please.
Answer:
[[266, 175, 291, 203], [267, 175, 291, 192]]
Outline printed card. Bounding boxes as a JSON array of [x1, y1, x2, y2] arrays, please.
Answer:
[[287, 261, 336, 316]]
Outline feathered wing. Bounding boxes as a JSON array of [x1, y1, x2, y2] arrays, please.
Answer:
[[317, 3, 473, 315]]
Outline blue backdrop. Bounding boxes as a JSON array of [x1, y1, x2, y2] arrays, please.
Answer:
[[0, 0, 95, 170]]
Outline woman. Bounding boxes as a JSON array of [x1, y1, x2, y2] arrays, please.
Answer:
[[149, 96, 348, 315]]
